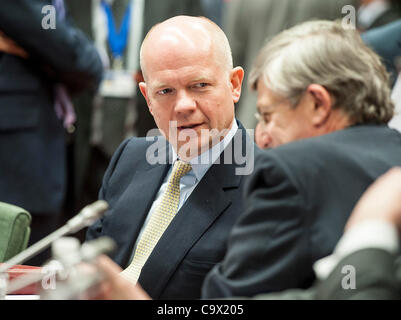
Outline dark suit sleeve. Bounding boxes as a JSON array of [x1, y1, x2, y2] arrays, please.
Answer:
[[86, 138, 132, 241], [0, 0, 103, 93], [202, 150, 312, 298], [317, 248, 401, 300]]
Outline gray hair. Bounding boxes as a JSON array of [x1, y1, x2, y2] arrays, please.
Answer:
[[249, 20, 394, 124]]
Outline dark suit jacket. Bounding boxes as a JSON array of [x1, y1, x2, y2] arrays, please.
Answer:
[[362, 19, 401, 86], [202, 124, 401, 298], [86, 123, 258, 299], [317, 248, 401, 300], [0, 0, 103, 214]]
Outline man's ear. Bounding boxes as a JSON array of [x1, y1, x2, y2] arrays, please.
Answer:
[[230, 66, 244, 103], [139, 82, 153, 115], [307, 84, 332, 126]]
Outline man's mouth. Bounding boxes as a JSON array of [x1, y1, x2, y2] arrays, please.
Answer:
[[177, 123, 202, 130]]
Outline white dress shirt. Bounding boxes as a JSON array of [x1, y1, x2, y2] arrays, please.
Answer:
[[313, 220, 400, 280]]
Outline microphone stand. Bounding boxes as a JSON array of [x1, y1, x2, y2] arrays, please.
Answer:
[[0, 200, 108, 298], [5, 237, 116, 298]]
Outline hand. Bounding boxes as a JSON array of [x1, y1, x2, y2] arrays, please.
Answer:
[[0, 31, 28, 58], [93, 255, 151, 300], [345, 167, 401, 234]]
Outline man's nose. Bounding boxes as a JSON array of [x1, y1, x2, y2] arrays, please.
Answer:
[[174, 91, 196, 113], [260, 131, 272, 149]]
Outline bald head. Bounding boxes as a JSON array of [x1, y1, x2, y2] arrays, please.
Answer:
[[140, 16, 233, 80]]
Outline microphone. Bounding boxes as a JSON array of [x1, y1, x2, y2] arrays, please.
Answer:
[[80, 237, 116, 262], [5, 236, 116, 297], [39, 237, 117, 300], [0, 200, 108, 274], [65, 200, 108, 233]]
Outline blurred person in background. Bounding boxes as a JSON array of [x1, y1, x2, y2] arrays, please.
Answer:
[[254, 17, 401, 148], [361, 19, 401, 133], [357, 0, 401, 31], [0, 0, 103, 265]]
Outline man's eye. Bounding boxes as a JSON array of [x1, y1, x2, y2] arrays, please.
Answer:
[[158, 88, 173, 95], [193, 83, 209, 89], [262, 113, 271, 124]]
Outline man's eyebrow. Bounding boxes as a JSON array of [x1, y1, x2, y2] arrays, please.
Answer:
[[151, 82, 170, 90], [190, 76, 210, 83], [151, 78, 212, 90], [256, 104, 273, 113]]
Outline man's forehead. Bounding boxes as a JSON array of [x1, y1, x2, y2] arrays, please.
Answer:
[[145, 19, 213, 52], [154, 24, 212, 48], [142, 33, 214, 78], [257, 84, 286, 111], [141, 16, 232, 79], [256, 81, 273, 103]]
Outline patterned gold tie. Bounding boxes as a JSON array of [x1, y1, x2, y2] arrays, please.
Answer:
[[120, 160, 192, 284]]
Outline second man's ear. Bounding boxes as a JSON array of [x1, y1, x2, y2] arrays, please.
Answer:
[[307, 84, 332, 126]]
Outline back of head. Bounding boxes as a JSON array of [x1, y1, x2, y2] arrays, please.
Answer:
[[250, 20, 394, 124]]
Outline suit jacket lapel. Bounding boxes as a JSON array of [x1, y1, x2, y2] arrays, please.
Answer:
[[105, 140, 172, 267], [139, 167, 237, 298], [105, 164, 169, 266]]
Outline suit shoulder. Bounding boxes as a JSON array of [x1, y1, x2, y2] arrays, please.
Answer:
[[123, 136, 157, 151], [255, 125, 401, 184], [261, 125, 399, 162], [101, 136, 167, 190], [111, 136, 163, 164]]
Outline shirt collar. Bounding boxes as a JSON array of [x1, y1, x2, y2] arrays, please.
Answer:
[[171, 119, 238, 182]]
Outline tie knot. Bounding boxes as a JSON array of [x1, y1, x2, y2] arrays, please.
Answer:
[[171, 160, 192, 182]]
